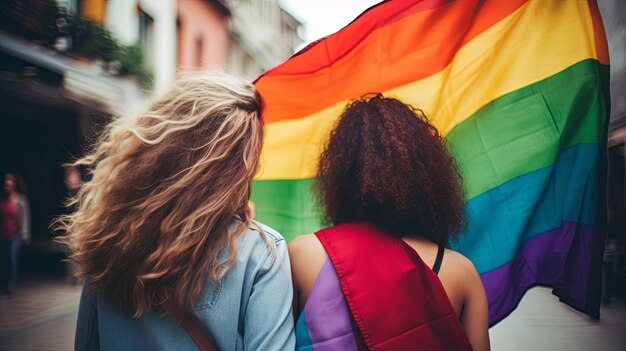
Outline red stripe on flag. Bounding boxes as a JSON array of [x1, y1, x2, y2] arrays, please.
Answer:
[[256, 0, 527, 124]]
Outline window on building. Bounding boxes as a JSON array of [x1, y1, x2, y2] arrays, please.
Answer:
[[57, 0, 79, 14], [138, 9, 154, 69], [176, 18, 182, 68], [195, 36, 204, 68]]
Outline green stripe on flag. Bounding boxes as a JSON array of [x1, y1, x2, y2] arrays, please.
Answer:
[[252, 59, 609, 240], [447, 59, 609, 200], [251, 178, 321, 241]]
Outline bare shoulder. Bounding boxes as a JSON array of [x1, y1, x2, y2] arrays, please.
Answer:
[[288, 234, 328, 311], [288, 234, 327, 274], [288, 234, 325, 256], [444, 251, 490, 350], [440, 249, 482, 288]]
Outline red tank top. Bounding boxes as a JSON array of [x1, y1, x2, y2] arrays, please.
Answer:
[[315, 221, 472, 350], [0, 200, 18, 240]]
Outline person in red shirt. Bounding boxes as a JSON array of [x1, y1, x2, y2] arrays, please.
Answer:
[[0, 173, 30, 294]]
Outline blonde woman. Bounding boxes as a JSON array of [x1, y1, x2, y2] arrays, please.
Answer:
[[57, 74, 294, 350]]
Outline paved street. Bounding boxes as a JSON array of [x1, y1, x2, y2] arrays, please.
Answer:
[[491, 287, 626, 350], [0, 279, 625, 350], [0, 278, 81, 351]]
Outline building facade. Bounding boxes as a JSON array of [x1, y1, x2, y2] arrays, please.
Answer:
[[0, 0, 157, 271], [104, 0, 177, 95], [177, 0, 230, 72], [176, 0, 302, 79], [0, 0, 301, 276], [227, 0, 302, 79]]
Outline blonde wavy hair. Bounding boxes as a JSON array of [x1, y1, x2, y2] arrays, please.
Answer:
[[55, 73, 264, 320]]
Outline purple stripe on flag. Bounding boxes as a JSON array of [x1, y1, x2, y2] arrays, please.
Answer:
[[482, 221, 596, 325], [303, 258, 358, 350], [554, 218, 602, 316]]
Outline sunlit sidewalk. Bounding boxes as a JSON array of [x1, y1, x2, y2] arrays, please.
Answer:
[[0, 278, 81, 351], [491, 287, 626, 350], [1, 280, 625, 350]]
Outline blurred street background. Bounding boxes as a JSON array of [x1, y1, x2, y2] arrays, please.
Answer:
[[2, 281, 626, 350], [1, 0, 626, 350]]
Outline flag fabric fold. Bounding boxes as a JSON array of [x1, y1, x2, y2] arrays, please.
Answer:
[[253, 0, 610, 326]]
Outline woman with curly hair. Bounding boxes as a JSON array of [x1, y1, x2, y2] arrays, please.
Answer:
[[289, 95, 489, 351], [57, 73, 294, 350]]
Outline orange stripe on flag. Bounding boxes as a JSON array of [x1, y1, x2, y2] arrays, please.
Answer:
[[261, 0, 452, 76], [256, 0, 527, 124]]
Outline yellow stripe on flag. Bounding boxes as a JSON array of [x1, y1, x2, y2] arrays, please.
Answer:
[[258, 0, 597, 180]]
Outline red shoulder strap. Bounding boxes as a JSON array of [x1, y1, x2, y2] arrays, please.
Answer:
[[315, 222, 472, 351], [182, 312, 219, 351]]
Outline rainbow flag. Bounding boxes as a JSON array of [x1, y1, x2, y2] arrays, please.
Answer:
[[252, 0, 610, 325]]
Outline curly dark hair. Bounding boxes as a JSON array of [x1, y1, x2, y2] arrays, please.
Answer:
[[315, 94, 465, 246]]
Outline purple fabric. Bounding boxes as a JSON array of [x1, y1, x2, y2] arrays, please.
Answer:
[[482, 221, 596, 325], [304, 258, 358, 350]]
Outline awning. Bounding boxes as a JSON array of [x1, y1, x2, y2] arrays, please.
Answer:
[[0, 30, 143, 113]]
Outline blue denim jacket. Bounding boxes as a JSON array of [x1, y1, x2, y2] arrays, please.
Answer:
[[75, 221, 295, 350]]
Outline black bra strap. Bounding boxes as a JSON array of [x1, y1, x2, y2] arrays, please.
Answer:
[[432, 244, 445, 275]]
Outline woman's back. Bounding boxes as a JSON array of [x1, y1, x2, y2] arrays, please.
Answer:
[[291, 232, 476, 318], [290, 224, 487, 350], [77, 222, 294, 351], [57, 73, 296, 350], [292, 94, 490, 350]]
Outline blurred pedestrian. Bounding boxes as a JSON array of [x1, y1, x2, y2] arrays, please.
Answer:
[[64, 166, 82, 192], [0, 172, 30, 294], [289, 95, 490, 350], [56, 73, 294, 350]]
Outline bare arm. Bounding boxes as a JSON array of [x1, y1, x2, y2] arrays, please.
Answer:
[[459, 258, 490, 351], [288, 234, 327, 317]]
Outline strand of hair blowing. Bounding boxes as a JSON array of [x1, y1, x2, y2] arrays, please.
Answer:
[[54, 73, 264, 321]]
